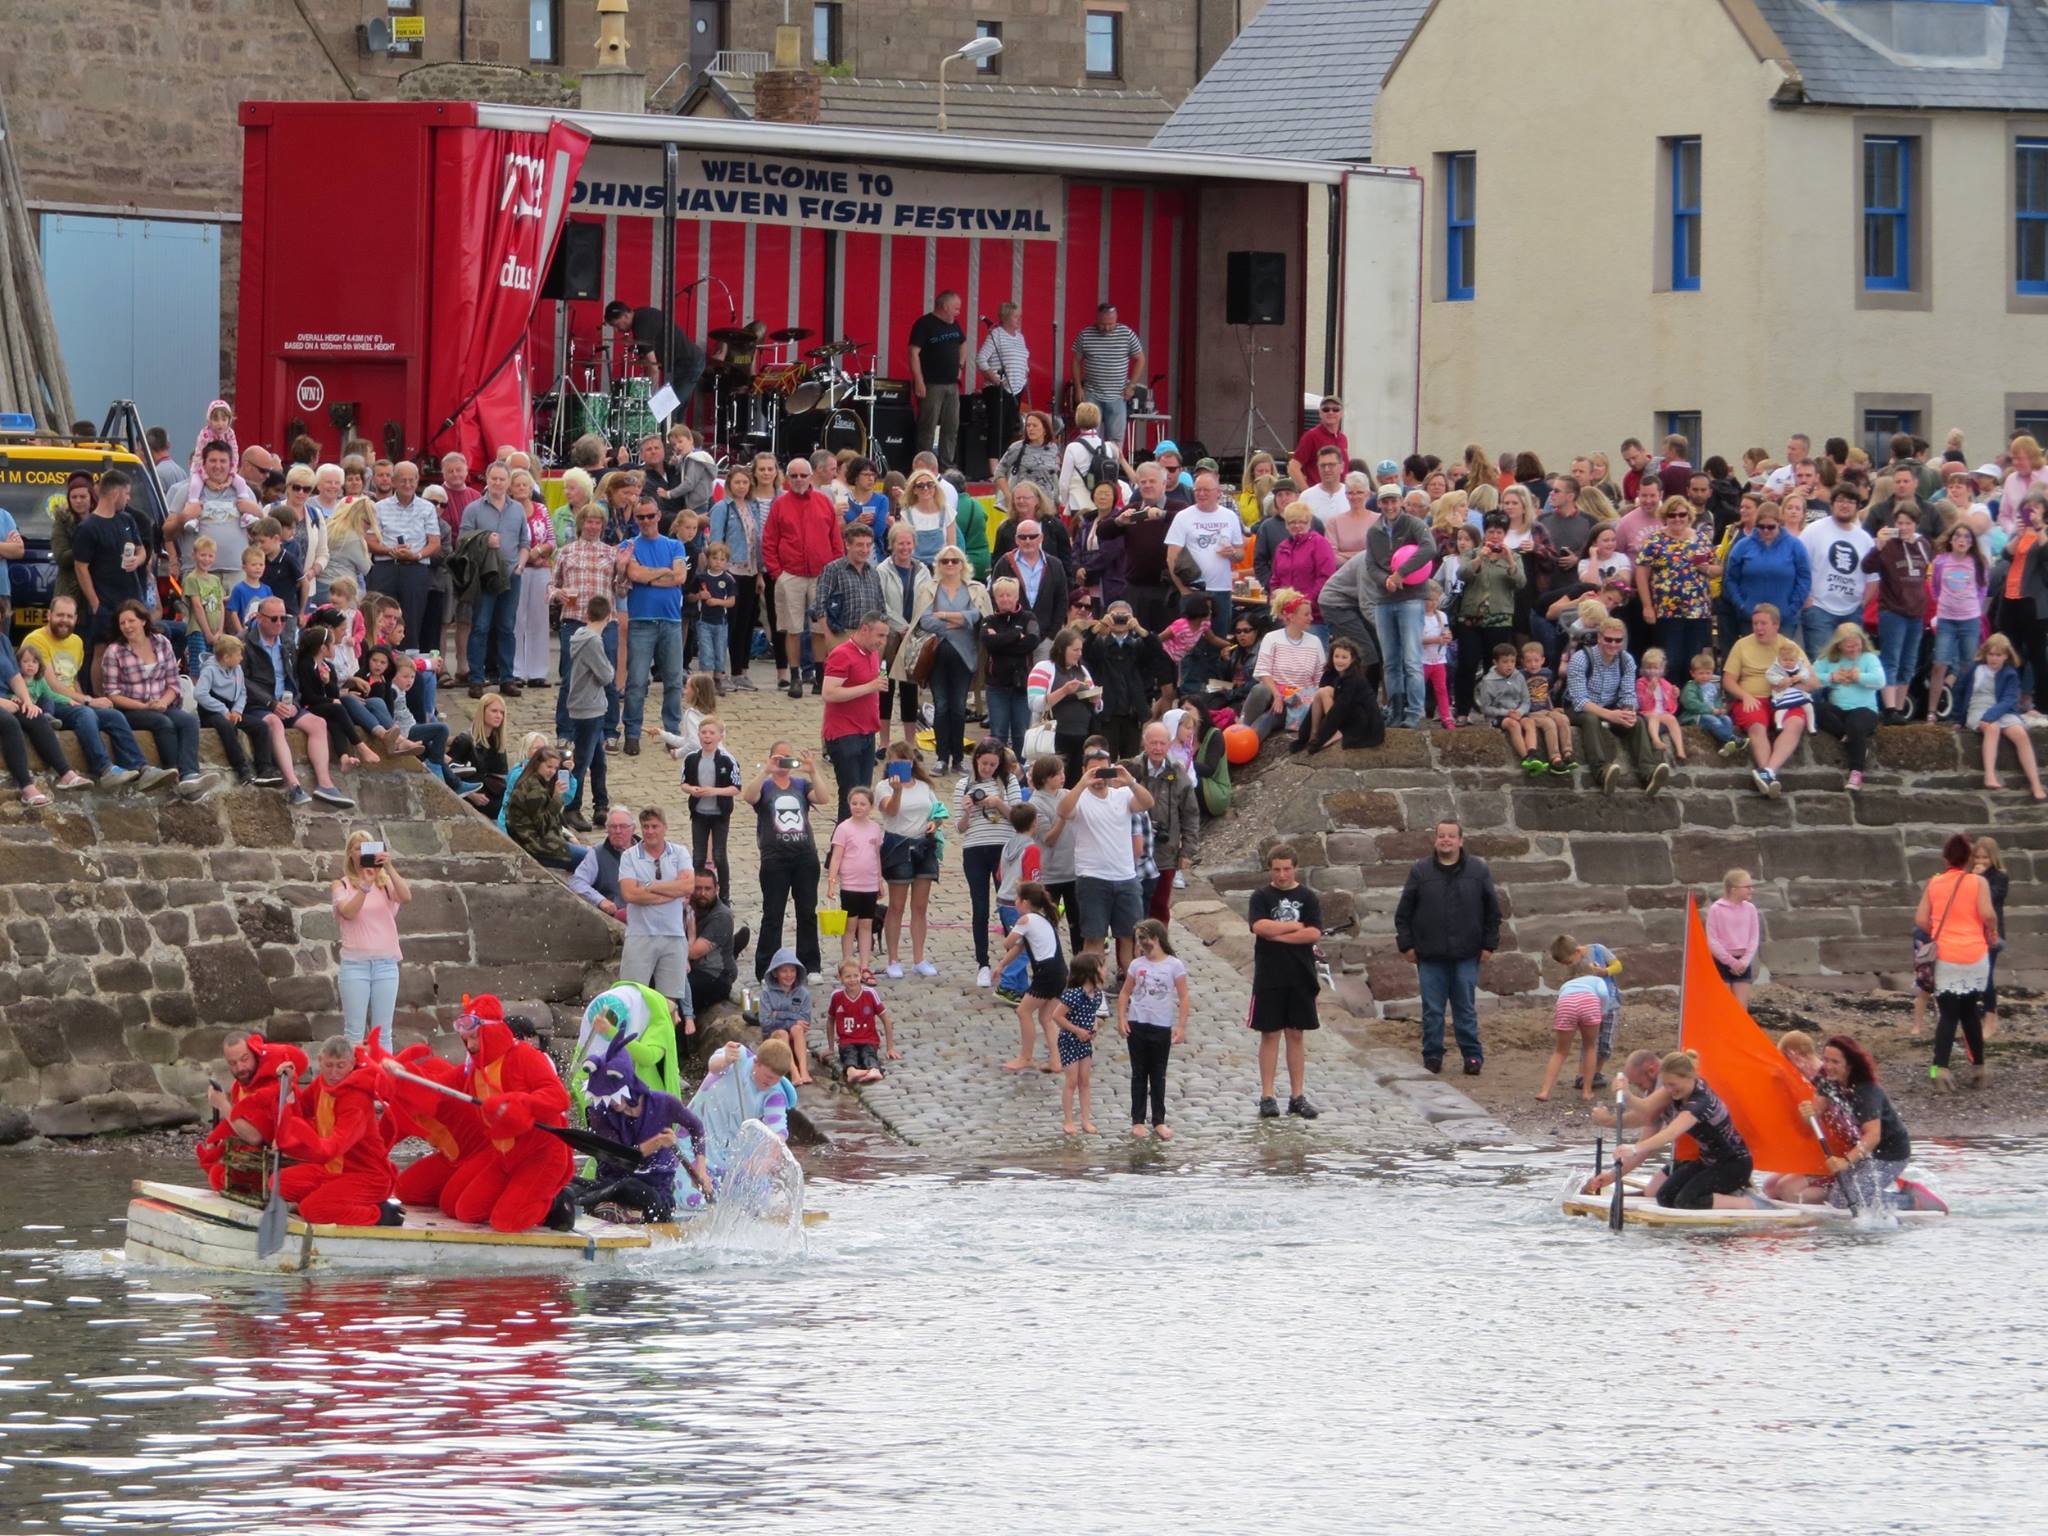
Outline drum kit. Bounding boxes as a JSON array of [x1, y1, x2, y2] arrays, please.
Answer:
[[538, 320, 909, 473]]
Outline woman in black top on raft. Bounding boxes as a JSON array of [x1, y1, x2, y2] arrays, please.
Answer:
[[1609, 1049, 1755, 1210]]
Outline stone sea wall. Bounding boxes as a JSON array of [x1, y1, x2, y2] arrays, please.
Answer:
[[1202, 724, 2048, 1020], [0, 763, 618, 1140]]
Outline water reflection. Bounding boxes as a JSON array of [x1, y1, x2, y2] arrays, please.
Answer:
[[0, 1143, 2041, 1533]]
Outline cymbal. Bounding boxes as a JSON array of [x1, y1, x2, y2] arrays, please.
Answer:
[[770, 326, 813, 342], [709, 328, 752, 346]]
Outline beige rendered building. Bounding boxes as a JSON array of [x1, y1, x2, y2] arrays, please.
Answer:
[[1373, 0, 2048, 466]]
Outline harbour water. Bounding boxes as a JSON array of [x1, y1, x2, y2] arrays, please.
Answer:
[[0, 1139, 2041, 1534]]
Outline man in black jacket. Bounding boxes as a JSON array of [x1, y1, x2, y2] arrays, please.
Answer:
[[1083, 601, 1174, 759], [1392, 819, 1500, 1075], [990, 519, 1068, 648]]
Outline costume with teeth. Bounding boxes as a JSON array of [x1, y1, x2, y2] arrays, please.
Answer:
[[571, 1033, 707, 1222]]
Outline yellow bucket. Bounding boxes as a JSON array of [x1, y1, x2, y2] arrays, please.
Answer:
[[817, 907, 848, 937]]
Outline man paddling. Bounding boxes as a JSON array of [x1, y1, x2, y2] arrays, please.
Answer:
[[369, 1034, 492, 1208], [440, 995, 577, 1233], [276, 1035, 401, 1227], [196, 1033, 308, 1199]]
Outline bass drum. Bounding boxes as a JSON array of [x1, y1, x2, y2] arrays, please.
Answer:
[[615, 377, 658, 440], [786, 368, 851, 415]]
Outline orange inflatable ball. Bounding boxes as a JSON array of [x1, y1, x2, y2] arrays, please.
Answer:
[[1223, 724, 1262, 765]]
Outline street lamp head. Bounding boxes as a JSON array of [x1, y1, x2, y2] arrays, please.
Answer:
[[951, 36, 1004, 63]]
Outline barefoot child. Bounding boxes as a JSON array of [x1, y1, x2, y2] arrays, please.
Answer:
[[826, 785, 884, 967], [993, 802, 1041, 1002], [1054, 953, 1104, 1134], [826, 959, 895, 1083], [1549, 932, 1622, 1087], [1000, 882, 1066, 1072], [1117, 918, 1189, 1140], [1965, 634, 2048, 799], [1537, 958, 1607, 1102], [1636, 647, 1685, 762], [755, 946, 815, 1085]]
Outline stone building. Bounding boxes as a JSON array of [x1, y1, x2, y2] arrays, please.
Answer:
[[3, 0, 1253, 428], [1371, 0, 2048, 466]]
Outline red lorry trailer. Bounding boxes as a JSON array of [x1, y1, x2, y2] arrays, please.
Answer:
[[237, 100, 1421, 472]]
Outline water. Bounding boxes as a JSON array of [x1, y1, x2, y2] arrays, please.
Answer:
[[0, 1139, 2042, 1534]]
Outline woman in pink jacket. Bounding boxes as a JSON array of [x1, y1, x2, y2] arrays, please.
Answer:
[[1269, 504, 1337, 627]]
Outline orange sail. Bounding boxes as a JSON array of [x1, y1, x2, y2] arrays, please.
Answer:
[[1677, 895, 1829, 1177]]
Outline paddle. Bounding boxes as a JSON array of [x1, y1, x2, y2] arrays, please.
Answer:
[[382, 1063, 645, 1169], [1808, 1112, 1859, 1216], [1608, 1085, 1628, 1231], [255, 1064, 298, 1261]]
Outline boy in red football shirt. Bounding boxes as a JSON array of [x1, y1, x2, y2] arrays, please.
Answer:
[[827, 959, 897, 1083]]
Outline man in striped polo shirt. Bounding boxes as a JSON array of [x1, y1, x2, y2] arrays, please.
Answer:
[[1070, 302, 1144, 449]]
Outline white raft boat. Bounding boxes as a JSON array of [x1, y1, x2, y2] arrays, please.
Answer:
[[123, 1181, 823, 1274], [1559, 1173, 1948, 1230]]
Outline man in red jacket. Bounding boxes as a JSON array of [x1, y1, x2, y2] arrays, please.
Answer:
[[761, 456, 845, 699], [440, 995, 577, 1232], [196, 1033, 308, 1198], [276, 1035, 399, 1226]]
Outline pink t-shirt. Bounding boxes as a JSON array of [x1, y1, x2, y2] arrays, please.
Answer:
[[830, 817, 884, 892], [332, 880, 402, 960]]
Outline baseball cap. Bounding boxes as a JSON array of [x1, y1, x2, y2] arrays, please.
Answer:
[[1375, 484, 1401, 502], [1154, 440, 1181, 458], [1976, 463, 2003, 481], [1195, 457, 1220, 473], [1376, 459, 1400, 478]]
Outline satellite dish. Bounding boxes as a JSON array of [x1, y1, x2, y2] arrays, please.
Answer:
[[360, 17, 393, 53]]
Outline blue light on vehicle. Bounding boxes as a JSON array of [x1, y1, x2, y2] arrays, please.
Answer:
[[0, 412, 35, 434]]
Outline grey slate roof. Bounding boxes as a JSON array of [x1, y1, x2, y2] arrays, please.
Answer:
[[1151, 0, 1429, 161], [679, 73, 1174, 146], [1753, 0, 2048, 111]]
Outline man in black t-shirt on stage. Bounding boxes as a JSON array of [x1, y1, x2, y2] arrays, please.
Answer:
[[1247, 843, 1323, 1121], [604, 300, 705, 424], [907, 290, 966, 471]]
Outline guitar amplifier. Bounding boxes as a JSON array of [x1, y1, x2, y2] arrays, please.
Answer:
[[867, 378, 916, 474]]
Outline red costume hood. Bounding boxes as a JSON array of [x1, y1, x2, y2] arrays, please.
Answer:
[[242, 1035, 309, 1096], [471, 1018, 518, 1068]]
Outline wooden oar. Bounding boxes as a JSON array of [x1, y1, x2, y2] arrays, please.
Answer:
[[1808, 1113, 1858, 1215], [382, 1063, 644, 1169], [1608, 1085, 1628, 1232], [255, 1065, 298, 1260]]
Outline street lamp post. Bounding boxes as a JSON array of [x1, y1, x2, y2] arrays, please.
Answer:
[[937, 36, 1004, 133]]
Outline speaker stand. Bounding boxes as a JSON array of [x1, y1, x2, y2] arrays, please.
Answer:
[[1235, 325, 1288, 480]]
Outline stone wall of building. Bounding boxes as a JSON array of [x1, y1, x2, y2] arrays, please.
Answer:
[[1201, 725, 2048, 1020], [0, 764, 617, 1140]]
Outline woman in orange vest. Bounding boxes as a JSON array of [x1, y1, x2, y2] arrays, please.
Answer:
[[1913, 833, 2001, 1089]]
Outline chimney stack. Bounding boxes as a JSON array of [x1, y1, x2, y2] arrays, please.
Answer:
[[752, 23, 822, 125], [581, 0, 648, 114]]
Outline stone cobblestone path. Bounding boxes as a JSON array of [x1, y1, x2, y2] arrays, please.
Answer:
[[501, 658, 1450, 1155]]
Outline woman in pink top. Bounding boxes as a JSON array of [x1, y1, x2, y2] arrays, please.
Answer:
[[1269, 504, 1337, 619], [1704, 867, 1761, 1004], [332, 828, 413, 1047], [2000, 434, 2048, 524], [1323, 473, 1378, 559]]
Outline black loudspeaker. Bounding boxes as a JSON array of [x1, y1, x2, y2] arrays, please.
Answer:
[[542, 222, 604, 301], [1225, 250, 1286, 326]]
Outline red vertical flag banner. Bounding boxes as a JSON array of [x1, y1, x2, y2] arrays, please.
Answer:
[[427, 122, 591, 467]]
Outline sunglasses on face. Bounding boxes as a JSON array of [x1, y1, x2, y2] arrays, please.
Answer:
[[1015, 532, 1041, 541], [1757, 522, 1780, 531], [1598, 635, 1625, 645]]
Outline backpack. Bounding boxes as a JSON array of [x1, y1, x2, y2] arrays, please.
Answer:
[[1083, 435, 1122, 494], [1196, 728, 1234, 818]]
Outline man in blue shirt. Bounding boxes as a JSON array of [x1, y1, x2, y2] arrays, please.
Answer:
[[620, 493, 687, 756]]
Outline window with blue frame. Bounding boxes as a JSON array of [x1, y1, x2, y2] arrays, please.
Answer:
[[2019, 138, 2048, 294], [1862, 407, 1920, 463], [1863, 136, 1912, 290], [1445, 152, 1475, 301], [1663, 412, 1702, 457], [1670, 137, 1701, 291], [2015, 409, 2048, 442]]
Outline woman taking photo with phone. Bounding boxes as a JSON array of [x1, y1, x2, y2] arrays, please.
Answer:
[[331, 829, 412, 1048]]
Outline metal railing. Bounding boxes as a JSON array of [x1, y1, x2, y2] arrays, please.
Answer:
[[709, 50, 773, 76]]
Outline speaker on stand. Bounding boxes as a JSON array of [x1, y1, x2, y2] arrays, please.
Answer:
[[1224, 250, 1289, 473], [542, 222, 605, 303]]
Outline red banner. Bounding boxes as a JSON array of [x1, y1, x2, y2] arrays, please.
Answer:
[[426, 122, 590, 468]]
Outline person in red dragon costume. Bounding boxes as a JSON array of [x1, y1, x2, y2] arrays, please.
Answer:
[[438, 995, 577, 1232], [196, 1033, 309, 1197], [363, 1030, 492, 1207], [275, 1034, 401, 1226]]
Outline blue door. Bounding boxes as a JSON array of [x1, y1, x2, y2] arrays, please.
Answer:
[[40, 214, 221, 438]]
